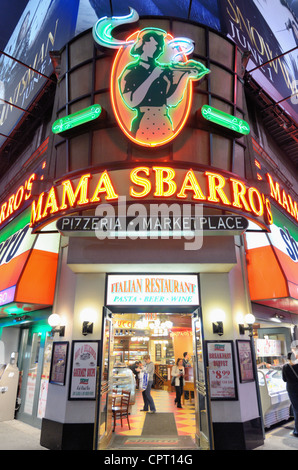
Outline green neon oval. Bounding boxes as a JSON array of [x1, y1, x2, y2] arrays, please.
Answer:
[[201, 105, 250, 135], [52, 104, 102, 134]]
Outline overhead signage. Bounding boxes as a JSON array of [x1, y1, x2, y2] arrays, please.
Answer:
[[93, 8, 210, 147], [0, 0, 79, 150], [220, 0, 298, 123], [0, 173, 36, 226], [52, 105, 104, 136], [200, 105, 250, 136], [245, 205, 298, 309], [0, 208, 60, 309], [267, 173, 298, 224], [106, 274, 199, 308], [0, 286, 16, 306], [30, 166, 272, 231], [56, 214, 249, 237]]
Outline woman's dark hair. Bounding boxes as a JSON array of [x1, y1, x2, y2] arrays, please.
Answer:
[[176, 358, 183, 366], [131, 30, 165, 59]]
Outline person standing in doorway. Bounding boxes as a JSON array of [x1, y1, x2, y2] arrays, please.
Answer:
[[183, 352, 191, 399], [183, 352, 191, 368], [172, 358, 185, 408], [140, 355, 156, 413], [282, 348, 298, 437]]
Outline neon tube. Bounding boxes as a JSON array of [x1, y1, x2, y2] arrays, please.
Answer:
[[200, 105, 250, 135], [52, 105, 102, 134]]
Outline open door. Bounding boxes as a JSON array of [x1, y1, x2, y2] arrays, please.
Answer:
[[192, 309, 214, 450], [95, 307, 114, 449]]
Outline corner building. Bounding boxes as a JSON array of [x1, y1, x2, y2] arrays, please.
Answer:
[[0, 1, 297, 451]]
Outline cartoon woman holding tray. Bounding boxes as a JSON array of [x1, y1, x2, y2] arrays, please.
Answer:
[[93, 8, 210, 147]]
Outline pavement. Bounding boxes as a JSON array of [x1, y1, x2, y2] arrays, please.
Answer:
[[0, 418, 297, 451]]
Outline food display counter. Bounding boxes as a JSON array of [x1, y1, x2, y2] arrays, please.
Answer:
[[258, 367, 291, 428], [112, 363, 136, 404]]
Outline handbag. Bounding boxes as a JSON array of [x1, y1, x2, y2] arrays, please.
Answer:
[[171, 376, 176, 386], [142, 372, 149, 390], [289, 364, 298, 380]]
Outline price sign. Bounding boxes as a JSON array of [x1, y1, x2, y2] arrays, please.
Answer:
[[206, 341, 238, 400]]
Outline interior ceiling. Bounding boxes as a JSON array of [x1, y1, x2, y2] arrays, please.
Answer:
[[114, 312, 192, 329], [244, 75, 298, 170]]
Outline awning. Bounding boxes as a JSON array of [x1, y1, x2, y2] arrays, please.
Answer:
[[0, 209, 60, 317], [245, 206, 298, 314]]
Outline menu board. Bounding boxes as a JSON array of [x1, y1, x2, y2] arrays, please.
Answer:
[[206, 341, 237, 400], [49, 341, 69, 386], [255, 339, 282, 357], [69, 341, 99, 400], [236, 340, 254, 383]]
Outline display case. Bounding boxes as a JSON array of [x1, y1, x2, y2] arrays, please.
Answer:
[[112, 363, 136, 404], [258, 367, 291, 428]]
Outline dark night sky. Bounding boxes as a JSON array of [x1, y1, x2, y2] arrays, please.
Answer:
[[0, 0, 29, 50]]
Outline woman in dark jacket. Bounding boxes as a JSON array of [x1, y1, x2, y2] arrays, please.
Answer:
[[282, 350, 298, 437]]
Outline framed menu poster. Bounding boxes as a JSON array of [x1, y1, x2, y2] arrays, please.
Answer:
[[236, 340, 255, 383], [205, 340, 238, 401], [69, 340, 100, 400], [49, 341, 69, 386]]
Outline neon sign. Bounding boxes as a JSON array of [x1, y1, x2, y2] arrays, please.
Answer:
[[0, 173, 36, 226], [30, 166, 272, 230], [200, 105, 250, 136], [267, 173, 298, 223], [93, 8, 210, 147], [52, 105, 103, 135], [0, 286, 16, 306]]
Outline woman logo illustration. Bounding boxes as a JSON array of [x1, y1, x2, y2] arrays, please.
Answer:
[[93, 8, 210, 147]]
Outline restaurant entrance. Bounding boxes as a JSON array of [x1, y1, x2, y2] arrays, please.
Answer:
[[94, 305, 213, 450]]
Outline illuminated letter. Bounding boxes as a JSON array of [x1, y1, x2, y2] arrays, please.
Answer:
[[248, 187, 264, 216], [288, 194, 298, 222], [153, 167, 176, 197], [60, 174, 91, 210], [230, 178, 251, 212], [42, 187, 59, 218], [267, 173, 282, 205], [90, 170, 118, 202], [130, 167, 151, 198], [13, 186, 24, 211], [205, 172, 230, 205], [30, 192, 45, 226], [177, 170, 206, 200], [282, 190, 290, 214], [265, 197, 273, 225], [6, 195, 15, 219], [25, 174, 36, 200], [0, 203, 7, 224]]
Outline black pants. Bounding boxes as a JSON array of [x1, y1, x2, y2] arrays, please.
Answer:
[[175, 383, 184, 407]]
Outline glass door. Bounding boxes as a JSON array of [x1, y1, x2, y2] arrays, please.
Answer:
[[17, 328, 51, 428], [95, 307, 114, 449], [192, 309, 214, 450]]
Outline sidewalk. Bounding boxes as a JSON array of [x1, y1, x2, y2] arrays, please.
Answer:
[[0, 418, 297, 451]]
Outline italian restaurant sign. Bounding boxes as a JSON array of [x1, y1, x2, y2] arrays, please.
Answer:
[[106, 274, 199, 308]]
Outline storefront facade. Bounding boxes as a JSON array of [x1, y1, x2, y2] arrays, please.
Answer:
[[0, 2, 297, 451]]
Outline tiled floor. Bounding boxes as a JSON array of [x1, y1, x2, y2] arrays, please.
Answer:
[[113, 389, 196, 439]]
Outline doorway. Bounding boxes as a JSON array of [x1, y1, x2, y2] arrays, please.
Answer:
[[94, 308, 213, 450], [17, 327, 53, 428]]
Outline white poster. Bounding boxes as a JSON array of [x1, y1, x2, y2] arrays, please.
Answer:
[[69, 341, 99, 400], [207, 341, 237, 400]]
